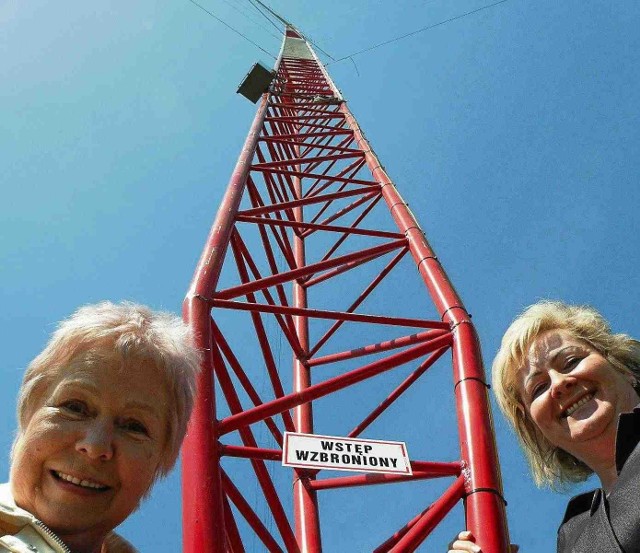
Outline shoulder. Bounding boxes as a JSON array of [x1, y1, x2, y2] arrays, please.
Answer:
[[560, 489, 598, 526], [102, 532, 138, 553], [557, 489, 598, 552]]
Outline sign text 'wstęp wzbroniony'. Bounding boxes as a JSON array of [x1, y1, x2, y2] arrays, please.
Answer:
[[282, 432, 412, 475]]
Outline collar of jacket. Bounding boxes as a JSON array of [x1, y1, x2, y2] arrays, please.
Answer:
[[614, 403, 640, 475], [0, 483, 71, 553]]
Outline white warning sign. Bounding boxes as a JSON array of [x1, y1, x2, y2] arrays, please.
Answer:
[[282, 432, 412, 475]]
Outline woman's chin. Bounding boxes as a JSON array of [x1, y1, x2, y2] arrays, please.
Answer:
[[30, 474, 114, 537]]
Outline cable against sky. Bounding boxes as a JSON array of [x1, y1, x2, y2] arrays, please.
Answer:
[[185, 0, 277, 58], [219, 0, 281, 41], [330, 0, 512, 64], [248, 0, 337, 61], [246, 0, 283, 33]]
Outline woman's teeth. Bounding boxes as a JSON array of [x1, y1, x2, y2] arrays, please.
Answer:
[[564, 393, 594, 418], [54, 471, 107, 490]]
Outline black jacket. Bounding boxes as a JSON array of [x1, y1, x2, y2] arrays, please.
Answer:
[[557, 406, 640, 552]]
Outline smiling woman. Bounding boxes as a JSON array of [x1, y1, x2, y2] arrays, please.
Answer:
[[1, 302, 200, 553], [492, 302, 640, 491], [448, 302, 640, 553]]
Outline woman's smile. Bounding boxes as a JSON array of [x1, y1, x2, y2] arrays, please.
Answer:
[[561, 391, 596, 419], [50, 470, 110, 493]]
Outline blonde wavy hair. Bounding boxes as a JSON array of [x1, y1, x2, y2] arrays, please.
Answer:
[[492, 301, 640, 488], [15, 301, 201, 480]]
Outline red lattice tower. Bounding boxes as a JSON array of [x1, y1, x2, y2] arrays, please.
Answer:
[[182, 26, 510, 552]]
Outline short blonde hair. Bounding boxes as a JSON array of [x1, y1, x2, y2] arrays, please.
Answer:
[[492, 301, 640, 488], [16, 301, 201, 479]]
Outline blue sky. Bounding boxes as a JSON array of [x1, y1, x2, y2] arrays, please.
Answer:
[[2, 1, 640, 551]]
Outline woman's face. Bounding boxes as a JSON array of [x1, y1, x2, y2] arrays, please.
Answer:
[[517, 329, 638, 458], [10, 355, 169, 545]]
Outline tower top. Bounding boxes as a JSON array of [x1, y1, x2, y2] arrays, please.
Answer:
[[281, 25, 314, 60]]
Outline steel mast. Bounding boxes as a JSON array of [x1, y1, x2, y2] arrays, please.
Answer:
[[183, 25, 510, 552]]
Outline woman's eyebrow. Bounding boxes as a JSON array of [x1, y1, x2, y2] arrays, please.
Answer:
[[540, 345, 578, 365], [549, 346, 583, 363], [53, 381, 163, 422], [53, 379, 99, 394], [125, 400, 163, 422], [524, 370, 542, 387]]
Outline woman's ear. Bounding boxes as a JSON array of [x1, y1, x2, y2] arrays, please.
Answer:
[[514, 401, 527, 418]]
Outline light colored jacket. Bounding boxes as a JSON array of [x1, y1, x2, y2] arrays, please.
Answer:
[[0, 484, 136, 553]]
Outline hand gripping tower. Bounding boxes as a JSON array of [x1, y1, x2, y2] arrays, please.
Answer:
[[183, 26, 510, 552]]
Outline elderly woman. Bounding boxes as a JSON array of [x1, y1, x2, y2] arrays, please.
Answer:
[[450, 301, 640, 553], [1, 302, 200, 553]]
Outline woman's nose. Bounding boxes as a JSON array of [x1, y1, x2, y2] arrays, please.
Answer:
[[76, 421, 114, 461], [549, 370, 575, 399]]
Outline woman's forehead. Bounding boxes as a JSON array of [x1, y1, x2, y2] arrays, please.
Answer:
[[44, 354, 165, 398], [526, 330, 565, 364], [522, 329, 590, 370]]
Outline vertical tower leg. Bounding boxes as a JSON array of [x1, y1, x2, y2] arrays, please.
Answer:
[[182, 297, 226, 553], [292, 158, 322, 550]]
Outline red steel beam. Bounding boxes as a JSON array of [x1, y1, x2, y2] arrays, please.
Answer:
[[305, 188, 378, 232], [230, 239, 306, 361], [238, 187, 377, 218], [265, 114, 345, 122], [303, 153, 366, 197], [251, 151, 363, 170], [222, 494, 245, 553], [181, 305, 224, 553], [221, 444, 283, 462], [236, 214, 404, 239], [303, 244, 404, 288], [222, 471, 286, 553], [246, 181, 297, 270], [212, 322, 291, 440], [218, 332, 453, 435], [391, 475, 466, 552], [260, 139, 361, 156], [231, 232, 299, 342], [374, 475, 466, 553], [306, 196, 382, 263], [308, 246, 408, 357], [209, 341, 298, 550], [259, 129, 353, 141], [251, 166, 378, 188], [348, 346, 450, 438], [211, 298, 450, 330], [291, 138, 322, 551], [308, 329, 448, 367], [309, 462, 461, 491], [215, 237, 407, 301]]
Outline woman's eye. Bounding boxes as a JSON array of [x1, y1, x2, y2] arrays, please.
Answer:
[[121, 419, 149, 436], [531, 382, 548, 399], [564, 357, 581, 371], [60, 400, 88, 416]]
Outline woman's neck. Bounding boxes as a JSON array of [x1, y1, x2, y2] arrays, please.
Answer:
[[565, 421, 618, 492], [56, 530, 106, 553], [596, 461, 619, 493]]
